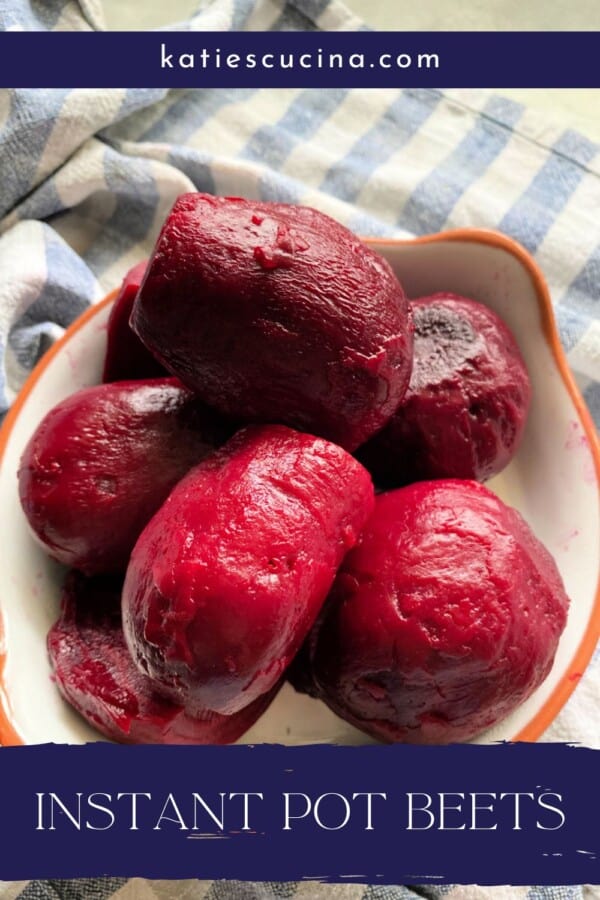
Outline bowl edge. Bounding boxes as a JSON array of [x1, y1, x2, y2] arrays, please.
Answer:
[[0, 290, 118, 746]]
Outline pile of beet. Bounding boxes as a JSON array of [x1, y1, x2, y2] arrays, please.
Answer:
[[18, 194, 569, 745]]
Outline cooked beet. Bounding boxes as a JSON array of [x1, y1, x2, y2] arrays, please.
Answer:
[[18, 379, 230, 574], [357, 293, 531, 485], [102, 261, 165, 382], [131, 194, 413, 451], [48, 572, 276, 744], [122, 425, 375, 716], [302, 480, 569, 744]]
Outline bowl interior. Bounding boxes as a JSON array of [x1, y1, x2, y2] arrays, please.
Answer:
[[0, 232, 598, 745]]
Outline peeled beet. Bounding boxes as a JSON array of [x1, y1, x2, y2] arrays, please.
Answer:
[[48, 571, 276, 744], [19, 379, 230, 574], [302, 480, 569, 744], [358, 293, 531, 485], [122, 425, 375, 716], [131, 194, 413, 451], [102, 261, 166, 382]]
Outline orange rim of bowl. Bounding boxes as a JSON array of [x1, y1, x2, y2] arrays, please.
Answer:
[[0, 228, 598, 746]]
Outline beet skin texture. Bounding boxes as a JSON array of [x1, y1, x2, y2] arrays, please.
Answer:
[[131, 194, 413, 451], [122, 424, 375, 716], [48, 571, 277, 744], [18, 379, 230, 575], [300, 480, 569, 744], [358, 293, 531, 485], [102, 260, 166, 382]]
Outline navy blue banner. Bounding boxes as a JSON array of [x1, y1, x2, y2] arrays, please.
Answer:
[[0, 32, 599, 87], [0, 742, 597, 884]]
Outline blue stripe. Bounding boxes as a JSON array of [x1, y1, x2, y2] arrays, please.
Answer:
[[183, 0, 260, 30], [319, 89, 441, 205], [83, 146, 160, 276], [273, 0, 370, 31], [477, 94, 525, 129], [245, 89, 354, 205], [397, 95, 523, 235], [30, 0, 66, 29], [229, 0, 256, 31], [130, 88, 258, 145], [105, 89, 168, 133], [0, 0, 67, 29], [558, 244, 600, 351], [348, 209, 396, 237], [7, 176, 62, 225], [165, 147, 217, 195], [8, 227, 94, 371], [583, 380, 600, 429], [562, 243, 600, 316], [0, 89, 70, 219], [242, 88, 348, 171], [552, 128, 600, 166], [362, 886, 424, 900], [9, 321, 64, 372], [100, 91, 183, 143], [255, 167, 304, 204], [231, 0, 260, 28], [409, 888, 455, 897], [527, 887, 584, 900], [499, 130, 598, 254], [18, 878, 128, 900], [557, 305, 591, 354], [270, 2, 321, 30], [289, 0, 333, 21], [200, 880, 298, 899]]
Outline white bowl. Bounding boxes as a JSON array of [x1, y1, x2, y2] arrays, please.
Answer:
[[0, 228, 598, 745]]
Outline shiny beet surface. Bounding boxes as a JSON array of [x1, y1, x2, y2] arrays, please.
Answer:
[[48, 572, 276, 744], [122, 425, 375, 716], [19, 379, 230, 574], [131, 194, 413, 451], [303, 480, 569, 744], [357, 294, 531, 485], [102, 261, 166, 382]]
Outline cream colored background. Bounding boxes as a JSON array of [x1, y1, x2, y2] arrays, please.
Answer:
[[100, 0, 600, 142]]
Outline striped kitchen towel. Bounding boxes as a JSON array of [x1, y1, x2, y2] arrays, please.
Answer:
[[0, 1, 599, 899], [0, 881, 597, 900]]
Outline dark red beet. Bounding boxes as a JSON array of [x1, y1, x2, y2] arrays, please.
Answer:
[[122, 425, 375, 716], [18, 379, 230, 575], [48, 572, 276, 744], [131, 194, 413, 451], [303, 481, 569, 744], [102, 261, 166, 382], [357, 294, 531, 485]]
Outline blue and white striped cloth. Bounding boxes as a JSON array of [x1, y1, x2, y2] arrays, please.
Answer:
[[0, 1, 599, 898]]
